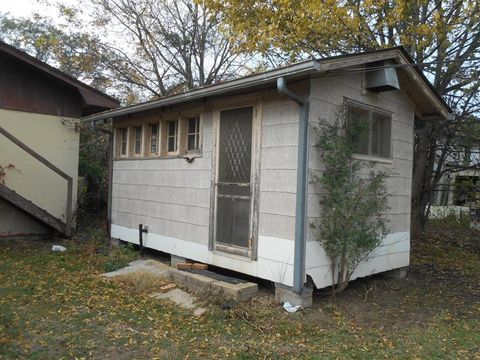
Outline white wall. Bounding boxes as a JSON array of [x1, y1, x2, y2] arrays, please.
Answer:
[[111, 89, 304, 286], [306, 72, 414, 288], [110, 74, 415, 289], [0, 109, 79, 235]]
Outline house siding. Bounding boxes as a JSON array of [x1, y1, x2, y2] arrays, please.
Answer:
[[111, 86, 307, 286], [110, 73, 416, 289], [0, 109, 79, 235], [306, 73, 414, 288]]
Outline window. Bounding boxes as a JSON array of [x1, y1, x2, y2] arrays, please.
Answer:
[[149, 123, 159, 155], [347, 103, 392, 158], [187, 117, 200, 152], [167, 120, 178, 153], [120, 128, 128, 157], [133, 126, 143, 155]]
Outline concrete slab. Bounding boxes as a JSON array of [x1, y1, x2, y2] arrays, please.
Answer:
[[151, 288, 206, 316], [210, 280, 258, 301], [102, 258, 258, 302], [102, 259, 170, 278]]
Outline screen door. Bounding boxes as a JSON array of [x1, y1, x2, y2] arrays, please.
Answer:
[[215, 106, 253, 249]]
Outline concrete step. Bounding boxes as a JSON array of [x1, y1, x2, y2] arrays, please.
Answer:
[[103, 259, 258, 301]]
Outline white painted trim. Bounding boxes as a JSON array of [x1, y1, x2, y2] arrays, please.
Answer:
[[305, 231, 410, 289], [111, 224, 408, 289], [111, 224, 294, 286]]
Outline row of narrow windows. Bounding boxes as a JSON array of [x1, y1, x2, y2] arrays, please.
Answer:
[[116, 116, 201, 159]]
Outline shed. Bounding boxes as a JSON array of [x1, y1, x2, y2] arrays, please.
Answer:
[[0, 40, 119, 237], [84, 47, 450, 305]]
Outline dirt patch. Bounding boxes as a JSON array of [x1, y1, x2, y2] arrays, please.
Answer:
[[301, 224, 480, 332]]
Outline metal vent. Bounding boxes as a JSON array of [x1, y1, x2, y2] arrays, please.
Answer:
[[366, 60, 400, 92]]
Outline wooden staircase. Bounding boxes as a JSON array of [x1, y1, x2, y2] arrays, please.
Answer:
[[0, 183, 67, 235], [0, 126, 72, 237]]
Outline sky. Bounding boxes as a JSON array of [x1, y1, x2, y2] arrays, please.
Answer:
[[0, 0, 79, 23], [0, 0, 50, 17]]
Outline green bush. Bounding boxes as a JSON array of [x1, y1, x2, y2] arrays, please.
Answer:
[[311, 109, 392, 294]]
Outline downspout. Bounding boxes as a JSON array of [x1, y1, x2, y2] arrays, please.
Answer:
[[106, 125, 113, 236], [276, 77, 309, 295]]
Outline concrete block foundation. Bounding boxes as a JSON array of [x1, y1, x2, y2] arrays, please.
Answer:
[[385, 266, 409, 279], [275, 284, 313, 307]]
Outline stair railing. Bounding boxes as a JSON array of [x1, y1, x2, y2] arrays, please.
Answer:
[[0, 126, 72, 236]]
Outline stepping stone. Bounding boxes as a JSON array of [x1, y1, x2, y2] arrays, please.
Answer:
[[102, 259, 170, 278], [151, 288, 206, 316]]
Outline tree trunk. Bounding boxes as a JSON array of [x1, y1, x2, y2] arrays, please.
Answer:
[[411, 121, 434, 233]]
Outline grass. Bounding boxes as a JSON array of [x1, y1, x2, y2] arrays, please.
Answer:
[[0, 226, 479, 359]]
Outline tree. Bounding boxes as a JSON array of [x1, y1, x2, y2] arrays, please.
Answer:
[[311, 109, 391, 294], [69, 0, 249, 102], [1, 0, 249, 217], [0, 13, 110, 91], [203, 0, 480, 229], [2, 0, 249, 103]]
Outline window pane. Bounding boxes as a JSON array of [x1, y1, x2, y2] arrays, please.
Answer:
[[188, 117, 198, 133], [218, 107, 253, 183], [121, 128, 127, 155], [168, 121, 177, 136], [166, 121, 177, 153], [150, 124, 158, 153], [168, 136, 176, 152], [348, 105, 369, 155], [372, 112, 391, 158], [187, 134, 196, 150], [134, 126, 142, 154]]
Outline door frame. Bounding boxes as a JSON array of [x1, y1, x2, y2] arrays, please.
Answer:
[[208, 95, 262, 259]]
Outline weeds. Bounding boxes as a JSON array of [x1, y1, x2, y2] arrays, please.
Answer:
[[104, 243, 138, 272]]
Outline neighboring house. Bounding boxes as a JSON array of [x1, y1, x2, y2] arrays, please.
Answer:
[[433, 148, 480, 207], [84, 47, 450, 305], [0, 41, 119, 238]]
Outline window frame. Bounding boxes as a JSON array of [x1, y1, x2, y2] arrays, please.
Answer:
[[148, 122, 160, 156], [166, 119, 179, 155], [132, 125, 144, 157], [119, 127, 129, 158], [346, 101, 393, 160], [186, 116, 201, 153]]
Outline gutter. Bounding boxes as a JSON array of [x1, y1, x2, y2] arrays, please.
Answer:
[[81, 61, 321, 123], [276, 77, 309, 295]]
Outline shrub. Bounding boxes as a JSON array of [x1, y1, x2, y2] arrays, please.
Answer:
[[311, 109, 392, 294]]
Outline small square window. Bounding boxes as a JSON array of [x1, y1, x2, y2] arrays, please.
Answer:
[[133, 126, 143, 155], [187, 117, 200, 152], [167, 120, 178, 153], [347, 103, 392, 159], [149, 123, 159, 155]]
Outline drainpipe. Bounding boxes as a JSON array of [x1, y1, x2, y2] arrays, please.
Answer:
[[276, 77, 309, 295]]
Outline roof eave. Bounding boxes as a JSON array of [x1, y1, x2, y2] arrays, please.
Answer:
[[82, 47, 451, 123], [0, 40, 120, 109], [81, 60, 321, 122]]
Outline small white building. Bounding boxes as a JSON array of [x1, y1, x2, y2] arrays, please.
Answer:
[[84, 47, 450, 305]]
